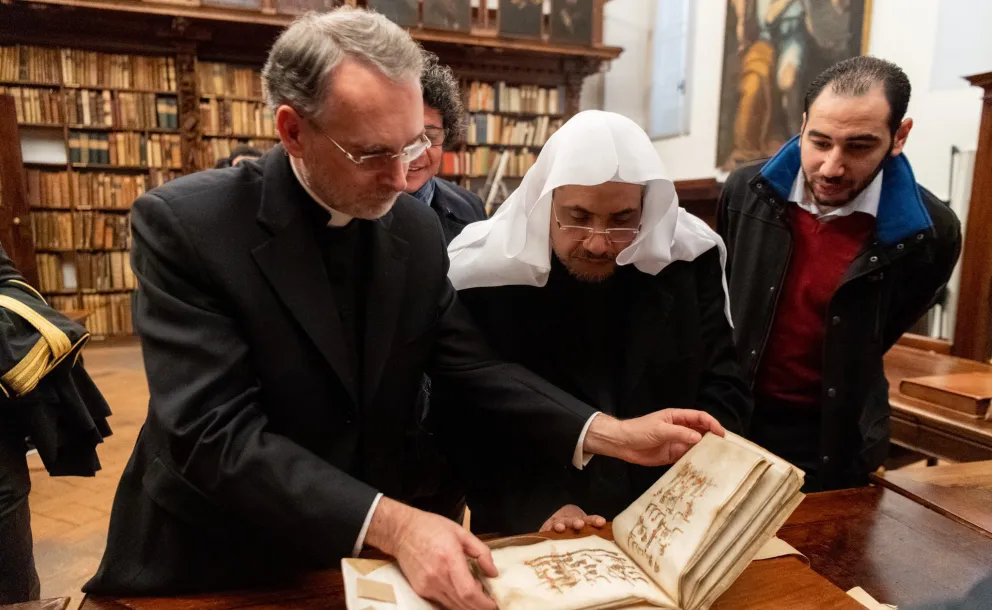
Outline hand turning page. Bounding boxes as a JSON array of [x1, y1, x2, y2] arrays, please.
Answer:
[[482, 432, 805, 610]]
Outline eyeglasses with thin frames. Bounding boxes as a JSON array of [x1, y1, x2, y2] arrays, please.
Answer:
[[553, 205, 641, 245], [310, 119, 432, 171], [425, 127, 446, 147]]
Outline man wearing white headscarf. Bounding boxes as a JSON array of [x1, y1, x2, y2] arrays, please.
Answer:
[[442, 110, 753, 536]]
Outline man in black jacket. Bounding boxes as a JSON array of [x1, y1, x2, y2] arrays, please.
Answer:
[[405, 50, 487, 243], [0, 243, 112, 603], [717, 56, 961, 492], [445, 110, 750, 536], [85, 9, 722, 607]]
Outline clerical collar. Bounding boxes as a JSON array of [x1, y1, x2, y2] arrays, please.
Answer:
[[289, 156, 354, 227], [409, 176, 437, 206]]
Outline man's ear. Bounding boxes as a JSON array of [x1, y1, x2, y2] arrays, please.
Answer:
[[799, 112, 807, 136], [276, 105, 306, 158], [891, 117, 913, 157]]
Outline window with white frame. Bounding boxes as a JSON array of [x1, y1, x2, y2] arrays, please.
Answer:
[[649, 0, 694, 139]]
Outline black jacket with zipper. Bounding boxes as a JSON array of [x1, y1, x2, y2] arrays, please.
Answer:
[[717, 137, 961, 490]]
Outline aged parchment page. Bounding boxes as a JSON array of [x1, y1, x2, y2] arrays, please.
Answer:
[[484, 536, 676, 610], [612, 433, 767, 604], [684, 433, 805, 610], [681, 450, 792, 604]]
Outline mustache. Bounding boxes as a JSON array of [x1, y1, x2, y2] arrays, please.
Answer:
[[815, 175, 851, 186], [572, 249, 616, 262]]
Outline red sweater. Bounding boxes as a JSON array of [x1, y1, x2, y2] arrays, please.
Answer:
[[754, 205, 875, 408]]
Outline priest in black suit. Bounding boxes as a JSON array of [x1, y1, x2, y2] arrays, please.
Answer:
[[445, 110, 753, 536], [84, 9, 725, 608]]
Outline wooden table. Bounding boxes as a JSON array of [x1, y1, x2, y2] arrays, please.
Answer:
[[884, 345, 992, 461], [79, 486, 992, 609], [80, 541, 858, 610], [777, 486, 992, 607], [872, 461, 992, 539]]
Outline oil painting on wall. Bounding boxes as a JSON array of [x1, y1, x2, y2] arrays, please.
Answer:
[[716, 0, 870, 171]]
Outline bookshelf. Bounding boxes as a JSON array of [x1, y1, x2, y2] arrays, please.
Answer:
[[439, 80, 565, 208], [1, 43, 181, 337], [196, 61, 278, 167], [0, 0, 620, 336]]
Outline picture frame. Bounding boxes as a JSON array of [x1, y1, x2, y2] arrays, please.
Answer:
[[422, 0, 473, 33], [498, 0, 543, 39], [366, 0, 419, 28], [548, 0, 594, 46]]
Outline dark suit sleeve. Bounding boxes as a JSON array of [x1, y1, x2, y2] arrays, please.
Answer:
[[881, 207, 962, 351], [692, 247, 753, 434], [130, 194, 378, 562]]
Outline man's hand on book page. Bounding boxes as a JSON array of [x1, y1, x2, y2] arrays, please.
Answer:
[[366, 497, 498, 610], [583, 409, 725, 467], [540, 504, 607, 533]]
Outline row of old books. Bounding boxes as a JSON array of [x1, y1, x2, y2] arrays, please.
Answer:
[[77, 251, 137, 292], [197, 61, 264, 99], [0, 46, 61, 84], [75, 173, 152, 210], [30, 211, 131, 251], [466, 81, 565, 115], [200, 99, 276, 137], [200, 138, 277, 166], [35, 251, 136, 293], [24, 170, 73, 209], [61, 49, 177, 92], [26, 170, 160, 210], [69, 132, 182, 169], [35, 253, 75, 293], [65, 90, 179, 130], [0, 86, 62, 124], [82, 293, 134, 337], [74, 211, 131, 250], [466, 114, 563, 147], [440, 147, 537, 178], [35, 294, 133, 337]]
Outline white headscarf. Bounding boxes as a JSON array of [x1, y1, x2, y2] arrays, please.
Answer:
[[447, 110, 732, 324]]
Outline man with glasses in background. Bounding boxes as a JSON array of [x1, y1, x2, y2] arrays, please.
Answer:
[[86, 10, 728, 608], [443, 110, 752, 537], [406, 50, 486, 244]]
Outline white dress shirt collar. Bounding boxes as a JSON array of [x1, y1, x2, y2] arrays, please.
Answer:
[[789, 169, 882, 221]]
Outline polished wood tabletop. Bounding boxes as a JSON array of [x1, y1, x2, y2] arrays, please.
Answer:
[[79, 485, 992, 609], [872, 461, 992, 539], [777, 485, 992, 607], [884, 345, 992, 461], [78, 549, 857, 610]]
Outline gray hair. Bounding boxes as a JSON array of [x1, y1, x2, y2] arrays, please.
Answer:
[[262, 7, 424, 120]]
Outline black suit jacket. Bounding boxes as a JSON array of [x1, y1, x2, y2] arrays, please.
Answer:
[[84, 148, 596, 595], [429, 178, 487, 244], [449, 248, 753, 535]]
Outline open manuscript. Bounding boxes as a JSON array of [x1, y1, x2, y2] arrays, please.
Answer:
[[481, 432, 805, 610]]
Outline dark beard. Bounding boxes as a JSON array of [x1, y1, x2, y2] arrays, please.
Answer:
[[564, 253, 617, 283], [803, 140, 893, 209]]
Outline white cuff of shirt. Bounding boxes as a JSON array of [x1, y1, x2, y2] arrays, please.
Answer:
[[352, 492, 384, 557], [572, 412, 601, 470]]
